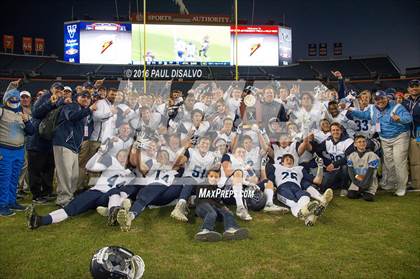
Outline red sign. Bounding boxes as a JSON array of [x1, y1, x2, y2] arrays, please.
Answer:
[[230, 26, 279, 35], [3, 35, 14, 50], [130, 12, 231, 25], [35, 38, 45, 53], [22, 37, 33, 53]]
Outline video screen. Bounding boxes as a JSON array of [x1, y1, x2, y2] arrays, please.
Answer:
[[230, 26, 280, 66], [278, 27, 292, 65], [79, 22, 132, 64], [132, 24, 231, 66]]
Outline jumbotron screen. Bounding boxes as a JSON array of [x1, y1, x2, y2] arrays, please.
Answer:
[[131, 24, 231, 66], [64, 21, 292, 66]]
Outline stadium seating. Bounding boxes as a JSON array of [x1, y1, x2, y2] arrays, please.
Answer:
[[0, 52, 417, 94]]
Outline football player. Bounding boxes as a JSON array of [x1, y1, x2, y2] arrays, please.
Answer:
[[171, 136, 217, 222], [198, 35, 210, 58], [116, 143, 180, 232], [265, 133, 307, 165], [309, 122, 356, 195], [267, 154, 333, 226], [346, 135, 380, 201], [26, 147, 135, 229]]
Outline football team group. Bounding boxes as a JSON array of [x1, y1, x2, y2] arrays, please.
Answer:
[[0, 72, 419, 242]]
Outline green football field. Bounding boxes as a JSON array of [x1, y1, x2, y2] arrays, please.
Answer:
[[1, 192, 419, 279], [132, 24, 230, 63]]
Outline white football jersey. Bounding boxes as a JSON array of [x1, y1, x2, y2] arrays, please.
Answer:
[[145, 160, 178, 186], [220, 153, 252, 187], [323, 138, 353, 162], [179, 121, 210, 141], [245, 147, 262, 175], [352, 105, 376, 138], [324, 110, 357, 138], [273, 165, 305, 187], [313, 130, 331, 144], [88, 156, 135, 193], [183, 148, 216, 183], [272, 141, 299, 165]]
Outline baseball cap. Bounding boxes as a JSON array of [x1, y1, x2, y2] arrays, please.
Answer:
[[77, 91, 91, 98], [63, 86, 72, 92], [20, 91, 31, 98], [83, 81, 94, 89], [374, 90, 387, 100], [408, 79, 419, 88], [384, 88, 396, 100], [51, 82, 64, 90]]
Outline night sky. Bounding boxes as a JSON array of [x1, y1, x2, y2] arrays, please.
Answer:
[[1, 0, 419, 72]]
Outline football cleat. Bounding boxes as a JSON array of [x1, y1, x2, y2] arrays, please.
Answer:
[[121, 198, 132, 210], [25, 204, 40, 229], [394, 188, 406, 197], [223, 227, 249, 241], [116, 209, 134, 232], [108, 206, 120, 226], [236, 206, 252, 221], [297, 200, 319, 220], [315, 188, 333, 216], [170, 200, 189, 222], [195, 229, 222, 242], [96, 206, 109, 217], [304, 214, 318, 227], [263, 203, 290, 214]]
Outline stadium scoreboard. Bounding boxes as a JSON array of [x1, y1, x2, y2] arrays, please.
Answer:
[[64, 21, 292, 66]]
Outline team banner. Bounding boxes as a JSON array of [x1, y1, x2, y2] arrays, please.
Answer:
[[35, 38, 45, 53], [22, 37, 33, 53], [3, 35, 14, 51], [64, 22, 80, 63]]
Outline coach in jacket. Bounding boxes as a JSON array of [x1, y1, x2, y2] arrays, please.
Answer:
[[349, 90, 412, 196], [53, 91, 96, 207]]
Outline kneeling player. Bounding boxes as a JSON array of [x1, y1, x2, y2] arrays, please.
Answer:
[[26, 148, 135, 229], [195, 169, 248, 242], [268, 154, 333, 226], [346, 135, 380, 201]]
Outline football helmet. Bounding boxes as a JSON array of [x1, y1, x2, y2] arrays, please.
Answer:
[[244, 188, 267, 211], [90, 246, 145, 279]]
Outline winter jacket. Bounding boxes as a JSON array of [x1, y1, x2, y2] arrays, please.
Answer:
[[350, 101, 412, 139], [52, 102, 92, 153], [402, 95, 420, 139]]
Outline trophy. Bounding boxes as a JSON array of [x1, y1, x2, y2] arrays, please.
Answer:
[[241, 85, 260, 129]]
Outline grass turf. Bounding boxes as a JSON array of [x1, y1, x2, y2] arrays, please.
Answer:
[[0, 192, 419, 279]]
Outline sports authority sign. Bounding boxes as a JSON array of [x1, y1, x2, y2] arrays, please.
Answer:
[[130, 13, 231, 25]]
